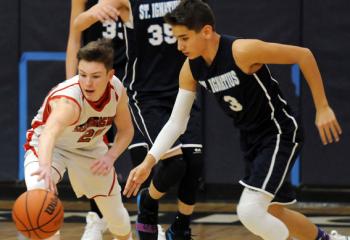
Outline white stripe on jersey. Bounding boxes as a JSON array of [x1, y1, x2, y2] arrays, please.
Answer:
[[131, 90, 154, 144], [122, 24, 130, 83], [275, 142, 299, 194], [253, 73, 282, 191]]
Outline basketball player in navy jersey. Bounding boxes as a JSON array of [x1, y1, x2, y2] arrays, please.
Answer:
[[122, 0, 204, 239], [124, 1, 349, 240], [72, 1, 204, 240], [66, 1, 127, 239]]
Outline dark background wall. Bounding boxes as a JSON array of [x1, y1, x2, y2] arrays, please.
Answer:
[[1, 1, 349, 196]]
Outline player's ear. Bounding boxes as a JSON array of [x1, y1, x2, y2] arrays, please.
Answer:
[[108, 68, 115, 79], [201, 25, 213, 39]]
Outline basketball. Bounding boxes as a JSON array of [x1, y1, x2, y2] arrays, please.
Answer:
[[12, 189, 64, 239]]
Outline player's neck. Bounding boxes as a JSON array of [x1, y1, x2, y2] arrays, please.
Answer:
[[201, 33, 221, 66]]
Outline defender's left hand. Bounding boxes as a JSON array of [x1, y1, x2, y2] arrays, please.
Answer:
[[90, 154, 115, 176], [315, 106, 342, 145]]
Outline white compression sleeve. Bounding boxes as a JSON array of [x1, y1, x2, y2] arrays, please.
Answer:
[[149, 88, 196, 161]]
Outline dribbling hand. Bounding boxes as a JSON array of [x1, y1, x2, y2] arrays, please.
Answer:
[[31, 164, 57, 194]]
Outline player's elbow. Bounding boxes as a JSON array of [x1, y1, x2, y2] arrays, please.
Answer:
[[298, 47, 314, 66]]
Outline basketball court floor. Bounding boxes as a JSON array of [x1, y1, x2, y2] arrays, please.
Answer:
[[1, 200, 350, 239]]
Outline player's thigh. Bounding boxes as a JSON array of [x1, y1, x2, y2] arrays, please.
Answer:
[[24, 150, 65, 190]]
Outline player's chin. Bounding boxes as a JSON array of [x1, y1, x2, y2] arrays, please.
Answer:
[[186, 53, 199, 60]]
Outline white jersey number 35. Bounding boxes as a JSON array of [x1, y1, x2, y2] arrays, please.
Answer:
[[148, 23, 176, 46], [223, 95, 243, 112]]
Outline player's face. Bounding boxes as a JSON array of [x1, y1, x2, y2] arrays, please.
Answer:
[[172, 25, 208, 59], [78, 60, 114, 102]]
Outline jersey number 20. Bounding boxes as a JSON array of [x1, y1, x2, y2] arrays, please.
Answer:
[[148, 23, 176, 46]]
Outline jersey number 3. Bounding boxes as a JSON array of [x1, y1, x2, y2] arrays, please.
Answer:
[[148, 23, 176, 46], [223, 96, 243, 112]]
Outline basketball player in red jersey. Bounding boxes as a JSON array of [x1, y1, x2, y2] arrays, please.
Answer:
[[24, 40, 134, 240]]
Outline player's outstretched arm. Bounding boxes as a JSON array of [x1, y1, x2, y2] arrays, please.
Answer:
[[232, 39, 342, 145], [90, 86, 134, 175], [32, 98, 80, 192], [123, 59, 198, 197]]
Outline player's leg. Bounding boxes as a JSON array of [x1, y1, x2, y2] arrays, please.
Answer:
[[81, 130, 115, 240], [94, 194, 133, 240], [167, 101, 203, 239], [269, 204, 350, 240], [81, 199, 108, 240], [268, 204, 319, 240], [237, 188, 290, 240], [136, 149, 186, 240], [166, 145, 203, 240], [237, 128, 302, 240], [23, 150, 65, 240], [268, 194, 350, 240], [129, 95, 187, 239]]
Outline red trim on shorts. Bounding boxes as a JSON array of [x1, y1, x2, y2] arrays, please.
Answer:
[[91, 194, 108, 199], [89, 170, 117, 199], [25, 160, 62, 182], [108, 170, 117, 196]]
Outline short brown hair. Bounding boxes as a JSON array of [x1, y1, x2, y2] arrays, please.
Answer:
[[77, 39, 114, 70], [164, 0, 215, 32]]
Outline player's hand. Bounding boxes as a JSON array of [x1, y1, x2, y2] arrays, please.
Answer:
[[31, 164, 57, 194], [123, 155, 156, 198], [315, 106, 342, 145], [90, 154, 115, 176], [88, 3, 119, 23]]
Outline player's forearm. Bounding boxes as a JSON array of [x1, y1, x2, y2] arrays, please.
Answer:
[[149, 89, 195, 161], [66, 36, 81, 78], [38, 128, 61, 167], [66, 56, 78, 79], [148, 119, 185, 161], [107, 127, 134, 161], [299, 49, 329, 111], [73, 11, 96, 32]]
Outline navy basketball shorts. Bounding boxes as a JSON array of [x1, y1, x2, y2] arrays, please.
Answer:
[[128, 93, 202, 150], [239, 131, 302, 204]]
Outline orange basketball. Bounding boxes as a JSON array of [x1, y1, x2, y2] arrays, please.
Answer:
[[12, 189, 64, 240]]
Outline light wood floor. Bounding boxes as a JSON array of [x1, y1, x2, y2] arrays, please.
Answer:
[[1, 200, 350, 239]]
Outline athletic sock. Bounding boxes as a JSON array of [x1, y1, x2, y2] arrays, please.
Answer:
[[316, 228, 330, 240], [172, 212, 191, 231]]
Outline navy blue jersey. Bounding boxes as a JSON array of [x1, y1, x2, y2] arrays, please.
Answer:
[[124, 0, 185, 97], [189, 35, 296, 132], [83, 0, 127, 79]]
